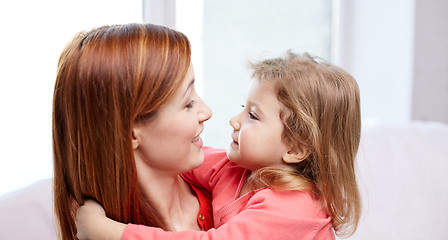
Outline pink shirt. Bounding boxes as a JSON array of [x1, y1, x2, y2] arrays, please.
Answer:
[[123, 147, 335, 240]]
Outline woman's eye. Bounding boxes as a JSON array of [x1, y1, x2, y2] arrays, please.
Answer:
[[186, 100, 195, 109], [248, 111, 258, 120]]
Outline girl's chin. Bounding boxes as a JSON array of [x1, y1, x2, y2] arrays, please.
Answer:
[[226, 148, 238, 161]]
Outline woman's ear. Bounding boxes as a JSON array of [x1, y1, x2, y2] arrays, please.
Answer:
[[282, 145, 310, 164], [132, 126, 141, 150]]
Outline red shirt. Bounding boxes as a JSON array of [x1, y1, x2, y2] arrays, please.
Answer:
[[183, 177, 213, 231]]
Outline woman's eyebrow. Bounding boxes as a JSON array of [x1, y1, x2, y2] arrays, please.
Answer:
[[182, 78, 195, 98]]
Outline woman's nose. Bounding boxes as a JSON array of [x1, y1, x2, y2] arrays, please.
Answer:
[[198, 99, 212, 123]]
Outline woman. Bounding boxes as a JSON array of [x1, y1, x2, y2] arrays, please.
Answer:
[[53, 23, 212, 239]]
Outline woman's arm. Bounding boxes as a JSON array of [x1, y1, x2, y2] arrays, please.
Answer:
[[76, 200, 126, 240]]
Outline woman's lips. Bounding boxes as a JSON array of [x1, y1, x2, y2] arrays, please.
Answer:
[[192, 128, 204, 148]]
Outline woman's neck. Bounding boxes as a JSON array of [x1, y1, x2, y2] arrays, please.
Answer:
[[138, 171, 201, 232]]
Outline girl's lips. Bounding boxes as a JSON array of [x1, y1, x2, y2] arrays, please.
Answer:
[[230, 139, 238, 149], [230, 132, 239, 148]]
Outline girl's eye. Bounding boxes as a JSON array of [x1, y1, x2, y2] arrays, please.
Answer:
[[248, 111, 258, 120], [186, 100, 195, 109]]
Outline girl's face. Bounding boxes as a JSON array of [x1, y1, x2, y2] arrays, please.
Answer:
[[133, 64, 212, 175], [227, 79, 291, 171]]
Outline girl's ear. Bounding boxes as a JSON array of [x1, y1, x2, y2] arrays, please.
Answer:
[[282, 145, 310, 164]]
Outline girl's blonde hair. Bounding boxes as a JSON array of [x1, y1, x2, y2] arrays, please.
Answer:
[[247, 51, 361, 237]]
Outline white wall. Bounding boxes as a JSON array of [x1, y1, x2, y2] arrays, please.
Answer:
[[335, 0, 416, 125], [2, 0, 447, 197], [199, 0, 332, 149], [0, 0, 142, 196], [412, 0, 448, 123], [336, 0, 448, 126]]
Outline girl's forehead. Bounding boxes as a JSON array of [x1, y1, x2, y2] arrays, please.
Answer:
[[248, 79, 275, 94]]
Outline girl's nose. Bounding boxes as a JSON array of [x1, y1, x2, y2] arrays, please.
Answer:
[[229, 114, 240, 131]]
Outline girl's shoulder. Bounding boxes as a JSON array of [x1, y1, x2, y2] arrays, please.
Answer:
[[251, 188, 329, 218], [232, 188, 334, 239]]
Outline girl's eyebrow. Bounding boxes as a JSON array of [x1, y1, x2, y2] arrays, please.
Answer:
[[247, 101, 265, 116]]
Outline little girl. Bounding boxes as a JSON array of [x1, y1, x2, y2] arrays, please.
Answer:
[[76, 51, 362, 239]]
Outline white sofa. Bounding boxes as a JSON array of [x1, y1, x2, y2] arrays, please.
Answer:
[[1, 122, 447, 240], [0, 178, 57, 240], [348, 122, 448, 240]]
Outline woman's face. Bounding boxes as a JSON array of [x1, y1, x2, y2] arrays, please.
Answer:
[[133, 64, 212, 175]]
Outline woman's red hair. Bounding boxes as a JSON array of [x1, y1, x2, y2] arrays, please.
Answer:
[[52, 23, 191, 239]]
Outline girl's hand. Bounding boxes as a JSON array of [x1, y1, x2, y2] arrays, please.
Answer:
[[76, 200, 125, 240]]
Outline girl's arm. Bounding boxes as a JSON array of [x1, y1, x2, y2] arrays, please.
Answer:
[[76, 147, 227, 240], [77, 190, 335, 240], [76, 200, 126, 240]]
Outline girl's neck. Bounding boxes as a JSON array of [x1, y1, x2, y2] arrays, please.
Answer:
[[238, 169, 275, 198], [139, 171, 201, 231], [237, 169, 255, 198], [238, 180, 253, 198]]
